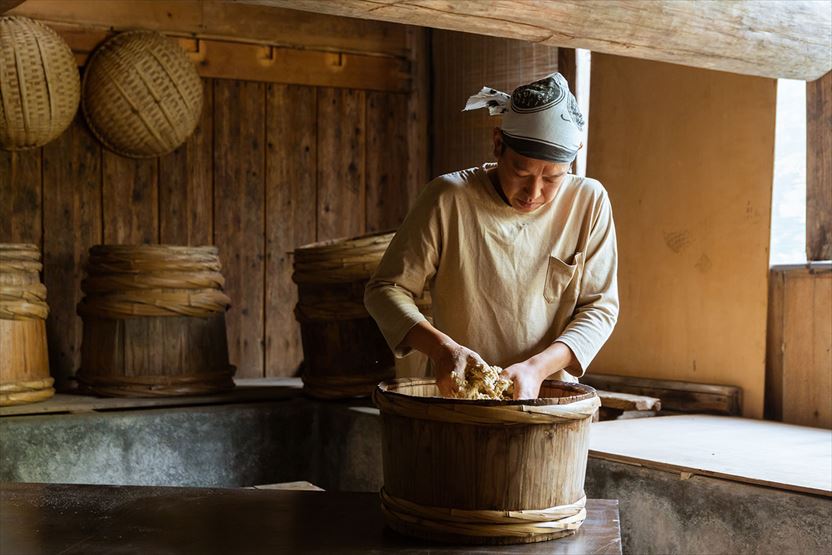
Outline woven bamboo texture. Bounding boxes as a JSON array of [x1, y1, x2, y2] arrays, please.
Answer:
[[374, 378, 599, 544], [78, 245, 230, 319], [0, 16, 80, 150], [0, 244, 49, 320], [82, 30, 203, 158]]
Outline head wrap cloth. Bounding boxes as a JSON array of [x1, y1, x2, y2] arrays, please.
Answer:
[[463, 72, 584, 164]]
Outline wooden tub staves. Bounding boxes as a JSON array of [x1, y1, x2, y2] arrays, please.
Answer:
[[373, 378, 601, 545], [0, 244, 54, 406], [293, 231, 430, 399], [76, 245, 234, 397]]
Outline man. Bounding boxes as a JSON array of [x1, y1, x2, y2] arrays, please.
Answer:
[[364, 73, 618, 399]]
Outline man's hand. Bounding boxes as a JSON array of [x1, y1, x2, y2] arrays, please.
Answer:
[[399, 321, 488, 397], [501, 361, 548, 400], [501, 342, 581, 399], [432, 343, 489, 396]]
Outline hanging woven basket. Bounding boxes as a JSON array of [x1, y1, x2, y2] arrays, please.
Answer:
[[82, 31, 203, 158], [0, 16, 80, 151]]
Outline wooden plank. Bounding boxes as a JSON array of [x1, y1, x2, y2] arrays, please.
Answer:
[[365, 91, 409, 232], [316, 88, 366, 240], [54, 26, 410, 92], [41, 116, 102, 387], [780, 267, 832, 428], [581, 373, 741, 416], [158, 79, 214, 246], [596, 390, 661, 412], [806, 70, 832, 261], [264, 84, 317, 377], [587, 54, 775, 418], [764, 269, 786, 420], [186, 39, 410, 93], [252, 0, 832, 81], [101, 153, 158, 244], [213, 79, 266, 378], [0, 149, 42, 245], [431, 30, 558, 176], [10, 0, 408, 57], [589, 415, 832, 497], [0, 378, 302, 417]]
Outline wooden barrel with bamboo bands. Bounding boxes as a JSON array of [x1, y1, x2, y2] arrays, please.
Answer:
[[293, 231, 430, 399], [373, 378, 601, 545], [76, 245, 234, 397], [0, 244, 54, 406]]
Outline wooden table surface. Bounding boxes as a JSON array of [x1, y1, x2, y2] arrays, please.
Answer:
[[0, 483, 621, 554]]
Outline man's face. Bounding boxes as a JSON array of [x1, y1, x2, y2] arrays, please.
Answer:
[[492, 129, 571, 213]]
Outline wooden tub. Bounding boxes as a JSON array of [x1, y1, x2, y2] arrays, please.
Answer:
[[293, 231, 430, 399], [373, 377, 601, 545], [76, 244, 234, 397]]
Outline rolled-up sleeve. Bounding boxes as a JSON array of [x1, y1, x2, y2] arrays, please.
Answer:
[[555, 192, 619, 374], [364, 182, 444, 357]]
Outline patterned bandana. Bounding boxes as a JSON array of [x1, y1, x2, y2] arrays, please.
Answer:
[[463, 72, 584, 163]]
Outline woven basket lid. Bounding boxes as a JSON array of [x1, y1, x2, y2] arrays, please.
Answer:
[[82, 31, 203, 158], [0, 16, 80, 151]]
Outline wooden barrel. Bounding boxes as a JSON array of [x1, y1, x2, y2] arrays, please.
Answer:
[[293, 231, 430, 399], [373, 378, 601, 545], [76, 245, 234, 397], [0, 244, 54, 406]]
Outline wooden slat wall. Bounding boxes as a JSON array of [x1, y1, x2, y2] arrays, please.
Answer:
[[766, 266, 832, 429], [2, 73, 426, 383], [0, 78, 423, 383]]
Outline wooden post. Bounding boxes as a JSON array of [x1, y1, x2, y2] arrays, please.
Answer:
[[807, 71, 832, 261]]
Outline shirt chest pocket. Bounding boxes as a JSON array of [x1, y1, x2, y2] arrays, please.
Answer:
[[544, 252, 583, 303]]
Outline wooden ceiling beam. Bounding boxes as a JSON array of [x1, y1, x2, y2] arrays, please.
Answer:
[[238, 0, 832, 81]]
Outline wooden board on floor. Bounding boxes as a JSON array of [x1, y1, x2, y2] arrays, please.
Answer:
[[589, 414, 832, 497], [264, 84, 317, 377], [582, 373, 740, 415]]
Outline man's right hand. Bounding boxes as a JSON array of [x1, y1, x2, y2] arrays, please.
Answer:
[[399, 321, 487, 397], [432, 342, 489, 397]]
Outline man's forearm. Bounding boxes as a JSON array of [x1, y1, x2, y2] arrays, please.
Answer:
[[527, 341, 580, 380], [399, 320, 457, 360]]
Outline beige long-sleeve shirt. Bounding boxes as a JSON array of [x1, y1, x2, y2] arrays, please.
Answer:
[[364, 164, 618, 382]]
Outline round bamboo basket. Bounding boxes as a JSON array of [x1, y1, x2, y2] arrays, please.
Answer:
[[293, 231, 430, 399], [82, 31, 203, 158], [0, 16, 80, 150], [0, 243, 54, 406], [374, 378, 601, 545], [76, 244, 235, 397]]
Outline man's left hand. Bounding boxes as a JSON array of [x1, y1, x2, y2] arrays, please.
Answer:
[[501, 361, 548, 400]]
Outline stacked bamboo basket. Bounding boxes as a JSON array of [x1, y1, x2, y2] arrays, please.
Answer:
[[293, 231, 430, 399], [0, 244, 54, 406], [76, 245, 234, 397], [374, 378, 601, 545]]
